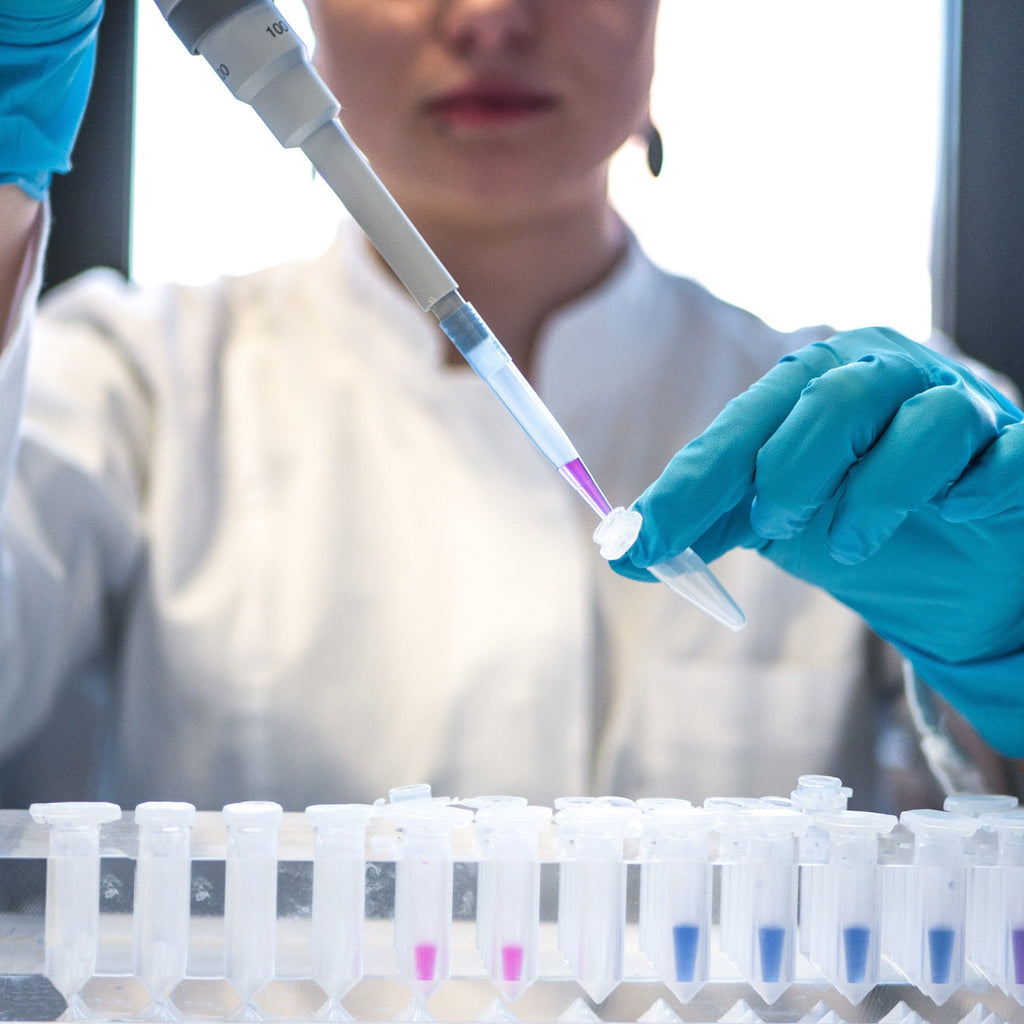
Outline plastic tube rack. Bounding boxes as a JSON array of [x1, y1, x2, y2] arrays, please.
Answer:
[[1, 781, 1023, 1022]]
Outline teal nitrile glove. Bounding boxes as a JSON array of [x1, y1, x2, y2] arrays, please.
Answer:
[[0, 0, 104, 200], [612, 327, 1024, 756]]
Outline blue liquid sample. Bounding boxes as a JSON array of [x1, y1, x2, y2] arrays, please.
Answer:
[[928, 926, 956, 985], [758, 926, 786, 984], [843, 925, 871, 984], [1013, 927, 1024, 985], [672, 924, 700, 982]]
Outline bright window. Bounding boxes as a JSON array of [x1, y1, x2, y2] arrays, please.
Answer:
[[132, 1, 943, 340]]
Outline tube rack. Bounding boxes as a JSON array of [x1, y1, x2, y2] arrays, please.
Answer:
[[1, 780, 1023, 1023]]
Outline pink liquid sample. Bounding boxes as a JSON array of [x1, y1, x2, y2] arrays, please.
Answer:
[[501, 943, 525, 982], [559, 457, 612, 517], [414, 942, 438, 981]]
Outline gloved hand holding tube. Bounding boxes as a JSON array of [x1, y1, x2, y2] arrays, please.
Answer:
[[0, 0, 104, 199], [611, 327, 1024, 757]]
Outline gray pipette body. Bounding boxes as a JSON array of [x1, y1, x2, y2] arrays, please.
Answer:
[[154, 0, 458, 314]]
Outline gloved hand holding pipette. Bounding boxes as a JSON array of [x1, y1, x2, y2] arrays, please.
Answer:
[[0, 0, 103, 200], [611, 327, 1024, 756]]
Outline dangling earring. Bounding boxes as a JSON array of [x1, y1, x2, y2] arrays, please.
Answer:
[[645, 121, 664, 178]]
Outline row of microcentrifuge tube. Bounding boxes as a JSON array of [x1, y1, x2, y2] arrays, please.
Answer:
[[20, 777, 1024, 1020]]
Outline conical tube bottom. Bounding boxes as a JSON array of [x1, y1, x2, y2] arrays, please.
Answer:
[[593, 508, 745, 631], [648, 547, 745, 631]]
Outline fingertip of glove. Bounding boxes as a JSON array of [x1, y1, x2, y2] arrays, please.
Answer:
[[607, 552, 657, 584]]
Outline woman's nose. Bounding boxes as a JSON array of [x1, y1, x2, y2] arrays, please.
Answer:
[[437, 0, 538, 55]]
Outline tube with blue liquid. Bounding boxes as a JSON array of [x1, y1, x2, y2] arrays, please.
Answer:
[[975, 811, 1024, 1000], [896, 809, 979, 1004], [638, 804, 719, 1002], [729, 807, 808, 1004], [806, 810, 896, 1005]]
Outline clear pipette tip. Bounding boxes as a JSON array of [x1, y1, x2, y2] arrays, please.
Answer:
[[593, 507, 746, 631]]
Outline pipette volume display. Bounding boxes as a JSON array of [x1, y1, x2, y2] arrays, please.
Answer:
[[153, 0, 745, 629]]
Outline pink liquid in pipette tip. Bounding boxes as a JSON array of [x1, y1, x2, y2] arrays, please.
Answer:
[[414, 942, 438, 981], [501, 944, 525, 982], [559, 458, 612, 517]]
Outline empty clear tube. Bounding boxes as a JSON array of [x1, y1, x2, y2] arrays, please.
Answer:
[[474, 803, 552, 1002], [305, 804, 375, 1016], [29, 801, 122, 1018], [555, 801, 641, 1004], [222, 800, 284, 1013], [133, 802, 196, 1016]]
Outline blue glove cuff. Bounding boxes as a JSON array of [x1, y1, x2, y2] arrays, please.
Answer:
[[0, 2, 102, 200], [896, 639, 1024, 758]]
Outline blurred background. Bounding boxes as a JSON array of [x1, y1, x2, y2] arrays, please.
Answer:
[[46, 0, 1024, 391]]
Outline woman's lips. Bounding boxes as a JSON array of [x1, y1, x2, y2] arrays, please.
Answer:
[[425, 84, 557, 127]]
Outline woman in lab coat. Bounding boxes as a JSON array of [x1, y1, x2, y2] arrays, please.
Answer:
[[0, 1, 1012, 809]]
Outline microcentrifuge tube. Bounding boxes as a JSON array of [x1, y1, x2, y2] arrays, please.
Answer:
[[976, 811, 1024, 999], [555, 801, 641, 1003], [806, 811, 896, 1005], [942, 795, 1018, 988], [133, 802, 196, 1017], [593, 507, 745, 631], [222, 801, 284, 1014], [388, 801, 474, 1001], [461, 795, 528, 979], [636, 799, 692, 961], [305, 804, 375, 1017], [638, 805, 718, 1002], [898, 809, 979, 1004], [29, 801, 122, 1018], [475, 803, 551, 1002], [729, 807, 808, 1004], [703, 798, 761, 969], [789, 776, 852, 958]]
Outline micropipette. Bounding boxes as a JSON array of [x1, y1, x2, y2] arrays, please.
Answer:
[[152, 0, 745, 632]]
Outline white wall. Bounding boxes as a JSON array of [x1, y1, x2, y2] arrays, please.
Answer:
[[133, 1, 942, 339]]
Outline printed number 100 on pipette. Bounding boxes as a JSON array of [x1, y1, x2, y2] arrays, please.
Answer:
[[153, 0, 745, 631]]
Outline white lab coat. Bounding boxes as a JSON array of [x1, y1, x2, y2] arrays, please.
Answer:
[[0, 219, 878, 810]]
